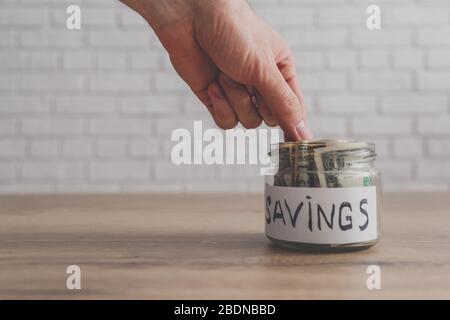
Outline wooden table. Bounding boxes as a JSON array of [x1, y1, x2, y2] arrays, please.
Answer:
[[0, 193, 449, 299]]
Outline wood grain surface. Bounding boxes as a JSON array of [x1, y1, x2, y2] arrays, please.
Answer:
[[0, 193, 449, 299]]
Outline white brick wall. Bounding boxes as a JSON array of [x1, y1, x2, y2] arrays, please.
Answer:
[[1, 0, 450, 193]]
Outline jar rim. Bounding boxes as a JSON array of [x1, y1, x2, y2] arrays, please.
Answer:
[[270, 139, 377, 166], [274, 139, 375, 150]]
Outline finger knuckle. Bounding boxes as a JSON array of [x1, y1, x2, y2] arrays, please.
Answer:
[[282, 91, 300, 110], [250, 60, 273, 86], [276, 93, 301, 122]]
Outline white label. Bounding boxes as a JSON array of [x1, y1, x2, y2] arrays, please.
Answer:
[[265, 184, 378, 244]]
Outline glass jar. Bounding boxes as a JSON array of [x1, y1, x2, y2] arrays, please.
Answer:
[[264, 140, 381, 252]]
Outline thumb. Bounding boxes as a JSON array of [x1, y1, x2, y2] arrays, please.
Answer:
[[254, 67, 312, 141]]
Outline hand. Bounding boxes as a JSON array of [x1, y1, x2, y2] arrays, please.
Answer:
[[120, 0, 312, 141]]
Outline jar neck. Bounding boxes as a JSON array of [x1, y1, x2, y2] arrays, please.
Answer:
[[274, 140, 377, 173]]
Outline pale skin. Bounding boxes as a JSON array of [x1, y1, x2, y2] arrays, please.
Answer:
[[120, 0, 313, 141]]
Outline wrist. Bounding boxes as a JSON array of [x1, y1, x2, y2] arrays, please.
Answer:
[[132, 0, 196, 31]]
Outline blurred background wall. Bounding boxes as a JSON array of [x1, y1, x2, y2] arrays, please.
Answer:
[[0, 0, 449, 193]]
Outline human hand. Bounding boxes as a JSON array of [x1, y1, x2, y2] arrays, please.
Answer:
[[120, 0, 312, 141]]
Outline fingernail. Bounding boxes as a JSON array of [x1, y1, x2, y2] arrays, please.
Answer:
[[212, 83, 224, 99], [296, 120, 313, 140]]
